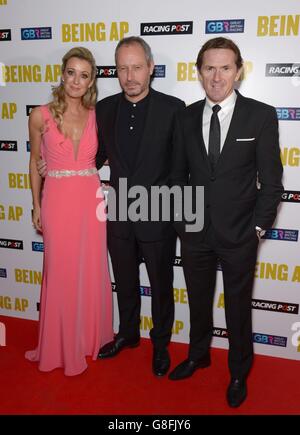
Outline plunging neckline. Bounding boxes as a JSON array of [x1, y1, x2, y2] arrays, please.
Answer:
[[46, 105, 91, 161], [67, 109, 91, 161]]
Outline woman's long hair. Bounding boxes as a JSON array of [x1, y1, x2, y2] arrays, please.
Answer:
[[49, 47, 97, 131]]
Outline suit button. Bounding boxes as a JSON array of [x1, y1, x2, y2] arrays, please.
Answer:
[[210, 176, 216, 181]]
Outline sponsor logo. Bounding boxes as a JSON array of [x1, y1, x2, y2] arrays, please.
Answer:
[[0, 238, 23, 250], [205, 19, 245, 34], [141, 21, 193, 35], [97, 66, 117, 78], [140, 286, 151, 296], [32, 241, 44, 252], [214, 327, 288, 347], [26, 105, 38, 116], [218, 293, 299, 313], [0, 140, 17, 151], [112, 282, 152, 296], [281, 191, 300, 203], [0, 268, 7, 278], [253, 333, 287, 347], [21, 27, 52, 40], [153, 65, 166, 78], [252, 299, 298, 314], [276, 107, 300, 120], [174, 256, 182, 266], [0, 29, 11, 41], [213, 327, 228, 338], [263, 228, 298, 241], [266, 63, 300, 77], [257, 15, 300, 37]]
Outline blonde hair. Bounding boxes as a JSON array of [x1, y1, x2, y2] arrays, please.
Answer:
[[49, 47, 98, 130]]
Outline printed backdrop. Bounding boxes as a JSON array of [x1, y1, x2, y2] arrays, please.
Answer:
[[0, 0, 300, 359]]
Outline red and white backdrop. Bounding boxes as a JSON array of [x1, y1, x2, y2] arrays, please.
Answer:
[[0, 0, 300, 359]]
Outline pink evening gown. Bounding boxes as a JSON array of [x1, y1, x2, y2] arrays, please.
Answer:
[[25, 105, 113, 376]]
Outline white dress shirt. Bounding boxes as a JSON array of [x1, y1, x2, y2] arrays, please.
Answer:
[[202, 91, 237, 153]]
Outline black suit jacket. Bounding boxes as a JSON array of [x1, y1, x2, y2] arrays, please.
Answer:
[[96, 88, 185, 241], [171, 91, 283, 247]]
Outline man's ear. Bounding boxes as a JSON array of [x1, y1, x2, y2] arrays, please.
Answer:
[[149, 60, 155, 76], [235, 66, 243, 82]]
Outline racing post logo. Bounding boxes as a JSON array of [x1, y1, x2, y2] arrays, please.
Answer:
[[0, 140, 17, 151], [97, 66, 117, 78], [0, 29, 11, 41], [141, 21, 193, 36]]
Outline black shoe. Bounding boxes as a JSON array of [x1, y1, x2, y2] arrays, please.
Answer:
[[98, 336, 140, 359], [168, 356, 211, 381], [226, 378, 247, 408], [152, 348, 170, 377]]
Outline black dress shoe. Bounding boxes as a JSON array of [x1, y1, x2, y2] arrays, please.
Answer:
[[152, 348, 170, 377], [226, 378, 247, 408], [98, 336, 139, 359], [168, 356, 211, 381]]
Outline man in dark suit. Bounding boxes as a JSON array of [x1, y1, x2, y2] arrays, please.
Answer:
[[96, 36, 185, 376], [169, 37, 283, 407]]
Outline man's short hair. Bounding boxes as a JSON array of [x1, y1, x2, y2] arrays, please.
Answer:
[[196, 37, 243, 71], [115, 36, 153, 65]]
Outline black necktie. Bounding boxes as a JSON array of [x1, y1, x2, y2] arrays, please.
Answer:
[[208, 104, 221, 170]]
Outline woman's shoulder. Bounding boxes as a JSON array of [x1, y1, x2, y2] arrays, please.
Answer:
[[29, 105, 53, 134], [30, 104, 50, 119], [29, 105, 44, 126]]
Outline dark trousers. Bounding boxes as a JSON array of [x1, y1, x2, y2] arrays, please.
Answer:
[[181, 226, 259, 379], [108, 231, 176, 350]]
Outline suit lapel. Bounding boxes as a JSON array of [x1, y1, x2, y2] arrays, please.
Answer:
[[215, 92, 248, 170], [189, 100, 211, 173]]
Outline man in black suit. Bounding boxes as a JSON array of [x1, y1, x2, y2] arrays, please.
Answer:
[[169, 37, 283, 407], [96, 36, 185, 376]]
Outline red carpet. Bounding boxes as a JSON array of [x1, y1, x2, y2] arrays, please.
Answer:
[[1, 315, 300, 415]]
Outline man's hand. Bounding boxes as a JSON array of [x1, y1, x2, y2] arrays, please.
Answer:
[[37, 159, 47, 178]]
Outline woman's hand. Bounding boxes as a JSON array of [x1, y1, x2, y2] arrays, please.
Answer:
[[32, 206, 42, 232]]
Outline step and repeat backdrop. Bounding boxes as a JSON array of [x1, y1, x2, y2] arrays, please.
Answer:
[[0, 0, 300, 360]]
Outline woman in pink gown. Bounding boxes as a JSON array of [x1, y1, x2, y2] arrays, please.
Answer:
[[26, 47, 113, 376]]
